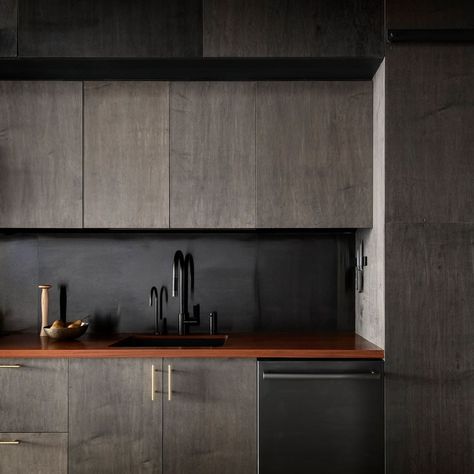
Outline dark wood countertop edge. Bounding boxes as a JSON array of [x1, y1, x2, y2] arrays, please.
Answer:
[[0, 348, 384, 359]]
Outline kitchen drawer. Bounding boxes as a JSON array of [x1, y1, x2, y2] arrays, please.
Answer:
[[0, 433, 67, 474], [0, 359, 68, 432]]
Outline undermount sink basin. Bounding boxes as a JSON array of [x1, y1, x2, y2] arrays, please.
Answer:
[[110, 334, 228, 348]]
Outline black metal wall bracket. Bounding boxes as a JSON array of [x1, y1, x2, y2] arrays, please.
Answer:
[[356, 241, 368, 293]]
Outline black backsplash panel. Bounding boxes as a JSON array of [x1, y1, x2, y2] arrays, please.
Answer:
[[0, 231, 355, 334]]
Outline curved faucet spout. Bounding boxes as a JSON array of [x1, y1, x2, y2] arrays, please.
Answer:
[[172, 250, 185, 298], [172, 250, 199, 335], [159, 286, 168, 321], [149, 286, 159, 335]]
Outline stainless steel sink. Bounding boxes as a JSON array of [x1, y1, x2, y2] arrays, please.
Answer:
[[110, 334, 228, 348]]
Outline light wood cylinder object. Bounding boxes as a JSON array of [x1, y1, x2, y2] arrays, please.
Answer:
[[38, 285, 52, 337]]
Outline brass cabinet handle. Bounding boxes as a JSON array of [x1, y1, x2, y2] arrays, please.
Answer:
[[151, 364, 157, 401], [167, 364, 172, 401], [0, 365, 22, 368], [0, 440, 21, 445]]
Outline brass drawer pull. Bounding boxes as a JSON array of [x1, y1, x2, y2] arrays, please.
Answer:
[[167, 364, 172, 401], [0, 365, 22, 368], [151, 364, 157, 401], [0, 440, 21, 445]]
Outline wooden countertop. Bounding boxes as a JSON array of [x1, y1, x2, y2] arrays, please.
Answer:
[[0, 332, 383, 359]]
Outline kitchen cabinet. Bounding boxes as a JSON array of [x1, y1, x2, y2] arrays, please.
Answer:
[[0, 433, 68, 474], [0, 359, 68, 432], [203, 0, 383, 57], [259, 360, 384, 474], [385, 223, 474, 474], [0, 81, 82, 228], [256, 81, 372, 228], [84, 81, 169, 228], [19, 0, 203, 57], [386, 0, 474, 29], [170, 82, 256, 228], [163, 358, 257, 474], [0, 0, 17, 56], [69, 359, 162, 474], [386, 45, 474, 224]]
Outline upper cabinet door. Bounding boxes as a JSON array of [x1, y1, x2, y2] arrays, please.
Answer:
[[0, 81, 82, 228], [257, 82, 372, 228], [387, 0, 474, 29], [19, 0, 203, 57], [163, 359, 257, 474], [0, 0, 17, 57], [84, 82, 169, 229], [203, 0, 383, 57], [386, 46, 474, 225], [170, 82, 256, 228]]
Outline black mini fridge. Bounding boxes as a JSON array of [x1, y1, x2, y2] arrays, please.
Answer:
[[258, 360, 384, 474]]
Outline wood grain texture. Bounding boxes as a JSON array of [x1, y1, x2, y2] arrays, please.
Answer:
[[69, 358, 162, 474], [387, 0, 474, 29], [203, 0, 383, 57], [0, 333, 384, 359], [84, 82, 169, 228], [0, 0, 17, 56], [256, 81, 372, 228], [0, 358, 67, 431], [386, 45, 474, 224], [0, 81, 82, 228], [356, 60, 385, 349], [19, 0, 202, 57], [385, 223, 474, 474], [170, 82, 256, 228], [0, 433, 67, 474], [163, 358, 256, 474]]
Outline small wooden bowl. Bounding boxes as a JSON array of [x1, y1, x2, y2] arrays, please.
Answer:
[[43, 323, 89, 341]]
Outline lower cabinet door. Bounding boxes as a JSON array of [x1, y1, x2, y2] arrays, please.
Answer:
[[163, 358, 257, 474], [69, 359, 162, 474], [0, 433, 67, 474]]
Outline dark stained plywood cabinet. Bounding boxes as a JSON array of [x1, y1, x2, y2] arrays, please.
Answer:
[[19, 0, 203, 57], [69, 359, 162, 474], [387, 0, 474, 29], [0, 359, 68, 432], [84, 82, 169, 228], [386, 45, 474, 224], [256, 81, 372, 228], [170, 82, 256, 228], [163, 359, 257, 474], [0, 81, 82, 228], [203, 0, 383, 57], [0, 433, 68, 474], [0, 0, 17, 57], [385, 223, 474, 474]]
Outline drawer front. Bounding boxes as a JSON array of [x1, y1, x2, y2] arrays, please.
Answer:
[[0, 433, 67, 474], [0, 359, 68, 432]]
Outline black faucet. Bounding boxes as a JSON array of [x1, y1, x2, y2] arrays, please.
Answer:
[[172, 250, 200, 335], [150, 285, 168, 335], [149, 286, 160, 335], [159, 285, 168, 335]]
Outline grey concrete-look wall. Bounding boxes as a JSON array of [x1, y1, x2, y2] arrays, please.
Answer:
[[0, 231, 355, 335], [356, 60, 385, 349]]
